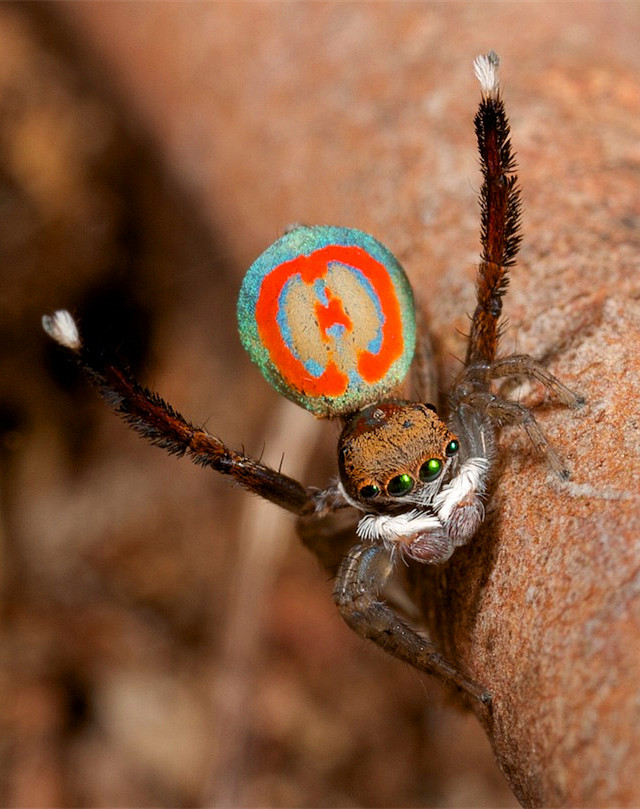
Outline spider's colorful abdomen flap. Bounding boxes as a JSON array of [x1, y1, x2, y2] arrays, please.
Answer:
[[237, 226, 416, 417]]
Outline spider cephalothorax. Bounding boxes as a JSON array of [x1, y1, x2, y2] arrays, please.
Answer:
[[338, 401, 459, 505], [43, 53, 583, 705], [336, 400, 472, 564]]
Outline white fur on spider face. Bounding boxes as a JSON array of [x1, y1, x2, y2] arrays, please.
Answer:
[[354, 456, 490, 547], [42, 310, 81, 351], [433, 457, 491, 524]]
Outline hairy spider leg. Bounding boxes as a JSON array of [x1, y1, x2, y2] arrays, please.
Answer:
[[466, 51, 521, 373], [42, 311, 315, 516], [487, 354, 585, 408], [451, 353, 585, 478], [451, 53, 582, 482], [334, 543, 491, 704]]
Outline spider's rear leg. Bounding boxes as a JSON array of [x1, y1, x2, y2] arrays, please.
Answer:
[[334, 542, 491, 705], [488, 354, 584, 409]]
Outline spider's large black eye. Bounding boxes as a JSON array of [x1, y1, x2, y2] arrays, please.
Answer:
[[359, 484, 380, 499], [419, 458, 443, 482], [445, 439, 459, 457], [387, 474, 414, 497]]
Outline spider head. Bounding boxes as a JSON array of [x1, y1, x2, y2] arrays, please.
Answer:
[[338, 401, 460, 509]]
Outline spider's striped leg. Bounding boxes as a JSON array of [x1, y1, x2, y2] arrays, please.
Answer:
[[42, 310, 314, 516], [467, 390, 570, 479], [488, 354, 584, 408], [334, 542, 491, 705]]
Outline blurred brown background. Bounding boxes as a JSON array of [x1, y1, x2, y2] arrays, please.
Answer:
[[2, 2, 640, 806]]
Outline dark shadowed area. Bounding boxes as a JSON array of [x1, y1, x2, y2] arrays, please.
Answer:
[[2, 3, 640, 807]]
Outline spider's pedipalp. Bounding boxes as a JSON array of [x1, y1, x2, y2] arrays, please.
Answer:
[[356, 509, 443, 543], [433, 457, 490, 522], [356, 509, 454, 565]]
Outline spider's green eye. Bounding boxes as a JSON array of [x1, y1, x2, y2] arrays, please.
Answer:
[[387, 474, 414, 497], [359, 484, 380, 499], [445, 439, 459, 457], [420, 458, 443, 482]]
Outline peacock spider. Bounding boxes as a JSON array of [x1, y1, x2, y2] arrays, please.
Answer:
[[43, 52, 583, 705]]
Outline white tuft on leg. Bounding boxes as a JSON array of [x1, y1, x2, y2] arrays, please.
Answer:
[[473, 51, 500, 97], [42, 310, 82, 351]]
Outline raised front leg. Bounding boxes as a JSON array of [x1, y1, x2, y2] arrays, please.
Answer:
[[333, 542, 491, 704], [42, 310, 315, 515]]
